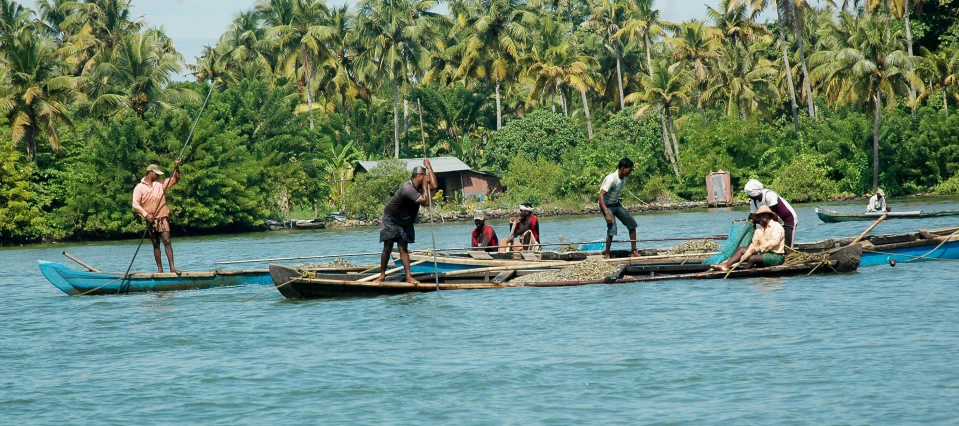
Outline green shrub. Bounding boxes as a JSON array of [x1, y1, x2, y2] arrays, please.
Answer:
[[501, 155, 563, 206], [933, 174, 959, 195], [486, 110, 586, 173], [346, 159, 409, 219], [771, 154, 837, 202]]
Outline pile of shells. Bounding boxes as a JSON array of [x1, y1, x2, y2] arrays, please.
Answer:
[[664, 239, 720, 255], [297, 258, 356, 269], [512, 260, 620, 283]]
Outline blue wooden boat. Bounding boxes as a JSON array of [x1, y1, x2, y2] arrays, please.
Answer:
[[39, 261, 274, 296], [793, 226, 959, 267]]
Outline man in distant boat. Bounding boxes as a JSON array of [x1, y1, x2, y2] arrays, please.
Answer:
[[867, 188, 891, 212], [505, 204, 540, 251], [714, 205, 785, 272], [744, 179, 798, 247], [374, 160, 437, 283], [470, 210, 499, 252], [599, 157, 641, 259], [132, 159, 182, 274]]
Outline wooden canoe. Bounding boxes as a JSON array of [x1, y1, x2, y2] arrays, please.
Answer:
[[794, 226, 959, 266], [815, 206, 959, 223], [39, 261, 369, 296], [397, 249, 715, 274], [267, 244, 862, 300]]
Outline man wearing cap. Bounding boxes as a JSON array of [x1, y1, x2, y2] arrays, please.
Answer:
[[374, 160, 437, 283], [470, 211, 499, 252], [714, 205, 785, 271], [506, 204, 540, 251], [743, 179, 798, 247], [599, 157, 640, 259], [867, 189, 890, 212], [132, 158, 183, 273]]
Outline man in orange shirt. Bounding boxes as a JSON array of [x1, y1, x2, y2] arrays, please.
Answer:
[[132, 159, 182, 273]]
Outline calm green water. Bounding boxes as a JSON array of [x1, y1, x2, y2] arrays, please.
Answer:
[[3, 199, 959, 424]]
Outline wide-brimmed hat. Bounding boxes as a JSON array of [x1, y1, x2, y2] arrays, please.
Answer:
[[876, 188, 885, 196], [744, 179, 763, 198], [474, 210, 486, 221], [146, 164, 164, 175], [754, 205, 779, 222]]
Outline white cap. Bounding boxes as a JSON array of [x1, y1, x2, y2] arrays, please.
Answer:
[[744, 179, 764, 198], [519, 204, 533, 212]]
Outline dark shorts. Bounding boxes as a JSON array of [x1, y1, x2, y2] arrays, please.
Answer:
[[783, 225, 796, 247], [380, 216, 415, 244], [147, 217, 171, 234], [604, 203, 637, 237]]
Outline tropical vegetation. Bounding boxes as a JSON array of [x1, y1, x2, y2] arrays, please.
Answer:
[[1, 0, 959, 243]]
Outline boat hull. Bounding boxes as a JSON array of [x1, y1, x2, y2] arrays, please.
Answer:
[[39, 261, 272, 296], [861, 239, 959, 266], [815, 206, 959, 223]]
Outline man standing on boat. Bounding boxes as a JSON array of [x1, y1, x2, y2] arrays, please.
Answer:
[[374, 160, 437, 283], [744, 179, 798, 247], [470, 210, 499, 252], [132, 159, 182, 274], [599, 158, 641, 259], [505, 204, 540, 251], [714, 206, 785, 271], [867, 189, 890, 212]]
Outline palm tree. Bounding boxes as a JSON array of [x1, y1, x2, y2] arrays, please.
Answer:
[[584, 0, 632, 110], [702, 43, 780, 119], [355, 0, 445, 158], [217, 10, 273, 84], [36, 0, 70, 43], [79, 29, 198, 118], [325, 4, 368, 125], [60, 0, 144, 74], [625, 60, 691, 178], [261, 0, 335, 129], [450, 0, 532, 129], [915, 45, 959, 114], [809, 13, 914, 190], [1, 28, 76, 162], [707, 0, 764, 50], [669, 20, 720, 116], [0, 0, 31, 48]]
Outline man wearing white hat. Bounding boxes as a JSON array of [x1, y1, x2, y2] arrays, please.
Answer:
[[743, 179, 798, 247], [470, 210, 499, 252], [132, 159, 182, 273], [506, 203, 540, 251], [867, 189, 889, 212]]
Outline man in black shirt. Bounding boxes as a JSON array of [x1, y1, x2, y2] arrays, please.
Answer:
[[375, 160, 438, 283]]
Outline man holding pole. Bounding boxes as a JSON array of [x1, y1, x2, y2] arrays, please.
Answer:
[[132, 159, 182, 273], [374, 160, 437, 283], [599, 158, 640, 259]]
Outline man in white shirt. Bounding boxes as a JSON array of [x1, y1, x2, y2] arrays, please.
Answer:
[[867, 188, 889, 212], [599, 158, 640, 258]]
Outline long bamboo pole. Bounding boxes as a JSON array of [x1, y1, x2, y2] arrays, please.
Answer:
[[418, 98, 440, 291]]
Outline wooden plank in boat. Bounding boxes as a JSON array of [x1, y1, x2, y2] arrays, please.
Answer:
[[493, 270, 516, 284], [468, 251, 494, 260]]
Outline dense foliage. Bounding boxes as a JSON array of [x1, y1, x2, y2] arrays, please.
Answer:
[[1, 0, 959, 244]]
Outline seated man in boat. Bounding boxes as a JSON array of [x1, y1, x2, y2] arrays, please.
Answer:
[[374, 160, 438, 283], [599, 157, 641, 259], [714, 206, 785, 272], [470, 210, 499, 252], [132, 159, 182, 274], [505, 204, 540, 251], [867, 188, 891, 212], [744, 179, 797, 247]]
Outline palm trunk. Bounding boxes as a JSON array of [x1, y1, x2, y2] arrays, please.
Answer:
[[666, 107, 681, 176], [580, 87, 593, 139], [495, 77, 502, 130], [26, 124, 37, 162], [873, 91, 882, 191], [790, 2, 815, 118], [393, 78, 400, 159], [776, 3, 800, 132], [944, 89, 949, 115], [659, 109, 679, 178], [560, 87, 568, 117], [404, 97, 409, 137], [905, 0, 917, 107], [615, 48, 624, 110], [304, 54, 315, 130], [340, 170, 347, 213]]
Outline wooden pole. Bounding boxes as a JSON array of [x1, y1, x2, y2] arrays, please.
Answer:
[[357, 260, 427, 282], [851, 214, 887, 245], [419, 98, 440, 291], [62, 251, 101, 272]]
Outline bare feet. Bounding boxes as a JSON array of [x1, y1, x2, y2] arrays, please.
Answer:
[[373, 274, 386, 283], [405, 276, 420, 284], [715, 265, 730, 272], [603, 252, 611, 259], [630, 251, 641, 258], [170, 268, 182, 275]]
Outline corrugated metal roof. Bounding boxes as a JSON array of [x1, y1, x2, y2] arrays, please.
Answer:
[[356, 157, 472, 174]]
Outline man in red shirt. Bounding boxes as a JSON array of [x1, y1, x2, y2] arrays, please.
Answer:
[[470, 211, 499, 252]]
